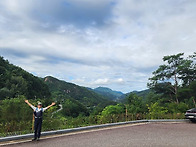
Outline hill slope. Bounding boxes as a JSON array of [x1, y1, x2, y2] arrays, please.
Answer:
[[0, 56, 50, 100], [44, 76, 115, 107], [120, 89, 151, 100], [93, 87, 124, 100]]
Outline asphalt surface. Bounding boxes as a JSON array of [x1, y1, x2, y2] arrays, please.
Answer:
[[1, 122, 196, 147]]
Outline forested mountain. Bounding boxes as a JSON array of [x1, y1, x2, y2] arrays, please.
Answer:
[[92, 87, 124, 100], [0, 56, 50, 100], [0, 56, 114, 107], [43, 76, 115, 107], [121, 89, 151, 100]]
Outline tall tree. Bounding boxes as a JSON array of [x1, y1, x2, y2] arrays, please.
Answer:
[[126, 93, 146, 113], [178, 53, 196, 86], [148, 53, 185, 103]]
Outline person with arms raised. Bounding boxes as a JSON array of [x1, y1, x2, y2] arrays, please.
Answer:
[[25, 100, 56, 141]]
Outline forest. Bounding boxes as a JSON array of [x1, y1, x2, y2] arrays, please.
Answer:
[[0, 52, 195, 137]]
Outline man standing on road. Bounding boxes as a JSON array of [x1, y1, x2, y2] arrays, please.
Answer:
[[25, 100, 56, 141]]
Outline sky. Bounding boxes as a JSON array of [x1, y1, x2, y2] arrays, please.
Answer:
[[0, 0, 196, 93]]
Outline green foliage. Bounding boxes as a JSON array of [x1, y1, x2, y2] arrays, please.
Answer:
[[0, 56, 51, 100], [189, 81, 196, 98], [42, 118, 62, 131], [101, 104, 125, 116], [147, 102, 168, 119], [61, 98, 89, 117], [126, 93, 147, 113], [145, 92, 162, 104], [167, 102, 188, 113], [120, 89, 151, 102], [44, 76, 115, 107], [148, 53, 196, 103], [0, 96, 32, 123], [0, 96, 32, 133]]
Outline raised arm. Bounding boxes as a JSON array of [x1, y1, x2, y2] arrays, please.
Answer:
[[25, 100, 32, 107], [25, 100, 36, 110], [46, 102, 56, 110]]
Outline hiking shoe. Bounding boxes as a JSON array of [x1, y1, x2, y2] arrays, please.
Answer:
[[32, 138, 37, 141]]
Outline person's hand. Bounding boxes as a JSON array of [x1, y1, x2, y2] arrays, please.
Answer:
[[25, 100, 28, 103], [52, 102, 56, 106]]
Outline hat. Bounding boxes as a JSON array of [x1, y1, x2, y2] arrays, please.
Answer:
[[38, 102, 42, 105]]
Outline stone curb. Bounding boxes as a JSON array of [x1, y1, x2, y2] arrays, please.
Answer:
[[0, 119, 188, 142]]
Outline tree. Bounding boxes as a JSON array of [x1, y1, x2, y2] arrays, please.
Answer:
[[147, 102, 168, 119], [167, 102, 188, 113], [101, 104, 125, 116], [148, 53, 196, 103], [0, 56, 51, 100], [0, 96, 32, 123], [61, 99, 89, 117], [178, 57, 196, 86], [145, 92, 162, 105], [126, 93, 146, 113]]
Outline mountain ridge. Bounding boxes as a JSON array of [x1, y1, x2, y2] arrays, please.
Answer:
[[0, 56, 150, 104], [92, 87, 124, 100], [43, 76, 115, 107], [0, 56, 51, 100], [120, 89, 151, 100]]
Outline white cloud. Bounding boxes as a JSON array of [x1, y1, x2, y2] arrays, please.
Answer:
[[0, 0, 196, 93], [94, 78, 110, 85], [116, 78, 124, 83]]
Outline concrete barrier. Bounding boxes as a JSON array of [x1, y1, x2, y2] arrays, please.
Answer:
[[0, 119, 188, 142]]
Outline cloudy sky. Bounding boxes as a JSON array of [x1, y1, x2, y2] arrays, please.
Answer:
[[0, 0, 196, 93]]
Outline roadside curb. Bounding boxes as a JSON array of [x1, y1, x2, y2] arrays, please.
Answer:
[[0, 119, 188, 142], [148, 119, 188, 122]]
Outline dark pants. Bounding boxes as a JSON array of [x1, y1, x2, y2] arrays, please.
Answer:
[[34, 118, 42, 139]]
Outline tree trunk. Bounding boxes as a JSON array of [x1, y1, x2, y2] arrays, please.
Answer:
[[174, 73, 179, 104], [193, 98, 196, 108]]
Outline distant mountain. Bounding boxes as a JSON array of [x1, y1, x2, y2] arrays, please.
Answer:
[[0, 56, 51, 100], [92, 87, 124, 100], [44, 76, 115, 107], [132, 89, 151, 98], [120, 89, 151, 100]]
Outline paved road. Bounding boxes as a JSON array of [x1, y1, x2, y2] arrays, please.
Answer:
[[2, 122, 196, 147]]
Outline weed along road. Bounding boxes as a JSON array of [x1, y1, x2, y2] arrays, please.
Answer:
[[2, 122, 196, 147]]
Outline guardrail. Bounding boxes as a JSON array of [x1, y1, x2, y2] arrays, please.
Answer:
[[0, 119, 188, 142]]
